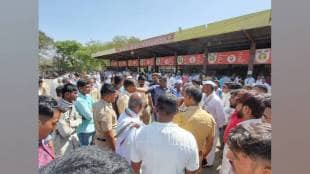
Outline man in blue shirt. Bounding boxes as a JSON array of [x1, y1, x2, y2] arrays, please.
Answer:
[[75, 79, 95, 146], [172, 79, 183, 99], [148, 76, 175, 107]]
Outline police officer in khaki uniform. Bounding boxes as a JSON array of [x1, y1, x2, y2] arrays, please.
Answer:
[[116, 78, 137, 115], [93, 83, 118, 151], [137, 75, 152, 125]]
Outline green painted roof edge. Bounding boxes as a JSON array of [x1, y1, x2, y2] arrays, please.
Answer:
[[94, 9, 271, 58]]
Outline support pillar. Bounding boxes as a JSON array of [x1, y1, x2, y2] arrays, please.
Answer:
[[247, 42, 256, 75], [175, 52, 178, 74], [242, 30, 256, 76], [138, 57, 140, 73], [203, 48, 209, 75]]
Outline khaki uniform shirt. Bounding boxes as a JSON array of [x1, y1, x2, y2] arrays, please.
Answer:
[[139, 92, 151, 124], [116, 91, 130, 115], [93, 100, 117, 150], [90, 87, 100, 102], [173, 106, 216, 153]]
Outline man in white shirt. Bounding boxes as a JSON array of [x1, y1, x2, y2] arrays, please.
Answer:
[[116, 93, 145, 163], [244, 74, 256, 86], [201, 80, 226, 166], [131, 94, 199, 174]]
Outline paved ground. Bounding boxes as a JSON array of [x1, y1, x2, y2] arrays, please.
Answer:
[[202, 140, 223, 174]]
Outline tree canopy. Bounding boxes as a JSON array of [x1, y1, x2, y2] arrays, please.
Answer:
[[39, 32, 140, 74]]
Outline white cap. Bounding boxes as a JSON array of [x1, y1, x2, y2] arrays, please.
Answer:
[[175, 79, 183, 84], [202, 80, 216, 87]]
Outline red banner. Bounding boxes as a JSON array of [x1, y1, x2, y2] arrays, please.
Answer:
[[156, 56, 176, 66], [116, 33, 175, 53], [177, 54, 205, 65], [118, 60, 127, 67], [111, 60, 118, 67], [254, 48, 271, 64], [208, 50, 250, 64], [140, 58, 154, 66], [128, 59, 139, 67]]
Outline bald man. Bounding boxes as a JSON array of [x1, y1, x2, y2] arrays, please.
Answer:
[[116, 93, 145, 163]]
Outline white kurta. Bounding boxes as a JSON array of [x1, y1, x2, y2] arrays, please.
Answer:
[[222, 92, 233, 124], [116, 109, 145, 163], [201, 91, 226, 166]]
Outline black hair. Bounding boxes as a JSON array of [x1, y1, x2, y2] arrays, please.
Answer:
[[156, 94, 177, 116], [254, 84, 268, 93], [77, 79, 90, 89], [39, 79, 43, 84], [113, 75, 124, 86], [100, 83, 116, 97], [185, 86, 203, 104], [230, 83, 243, 90], [227, 123, 271, 165], [192, 80, 201, 86], [39, 96, 57, 121], [62, 78, 69, 84], [123, 79, 136, 89], [263, 96, 271, 108], [242, 94, 265, 119], [39, 146, 132, 174], [74, 73, 80, 77], [62, 83, 78, 96], [56, 85, 64, 97], [138, 75, 146, 81]]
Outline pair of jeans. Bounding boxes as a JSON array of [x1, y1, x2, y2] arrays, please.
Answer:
[[78, 132, 95, 146]]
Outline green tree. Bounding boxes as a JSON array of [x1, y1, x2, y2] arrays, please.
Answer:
[[74, 41, 107, 72], [39, 31, 56, 76], [52, 36, 140, 73], [111, 36, 140, 48], [55, 40, 82, 72], [39, 31, 54, 49]]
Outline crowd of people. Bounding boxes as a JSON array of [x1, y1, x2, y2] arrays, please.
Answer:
[[38, 70, 272, 174]]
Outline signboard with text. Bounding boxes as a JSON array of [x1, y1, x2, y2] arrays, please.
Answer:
[[111, 60, 118, 67], [140, 58, 154, 66], [156, 56, 176, 66], [208, 50, 250, 64], [128, 59, 139, 67], [177, 54, 205, 65], [254, 48, 271, 64], [118, 60, 127, 67]]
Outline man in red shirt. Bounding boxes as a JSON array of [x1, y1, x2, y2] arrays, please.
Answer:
[[223, 90, 248, 144]]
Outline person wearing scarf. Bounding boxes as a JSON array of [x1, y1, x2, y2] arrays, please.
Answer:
[[53, 84, 82, 157], [116, 93, 145, 163]]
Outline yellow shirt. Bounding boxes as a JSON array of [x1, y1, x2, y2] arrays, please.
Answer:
[[173, 106, 216, 152], [116, 91, 130, 115]]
